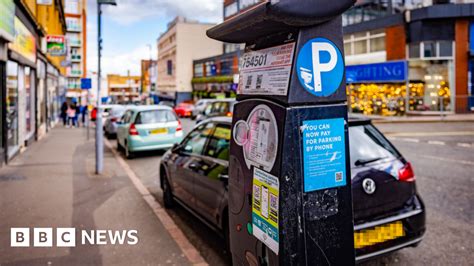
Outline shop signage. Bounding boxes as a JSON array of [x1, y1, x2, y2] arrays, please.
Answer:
[[0, 0, 15, 41], [8, 17, 36, 64], [346, 60, 407, 83], [470, 22, 474, 55], [46, 35, 66, 56]]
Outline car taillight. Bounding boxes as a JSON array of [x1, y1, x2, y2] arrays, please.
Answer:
[[111, 117, 118, 122], [176, 120, 182, 132], [398, 162, 415, 182], [226, 112, 233, 117], [129, 123, 139, 135]]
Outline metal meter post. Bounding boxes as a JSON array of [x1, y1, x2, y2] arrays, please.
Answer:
[[207, 0, 356, 265]]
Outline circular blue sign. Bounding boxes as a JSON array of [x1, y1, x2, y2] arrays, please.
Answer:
[[296, 37, 344, 97]]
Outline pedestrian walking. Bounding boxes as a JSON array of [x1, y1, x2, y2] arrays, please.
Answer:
[[67, 103, 77, 128], [74, 103, 80, 127], [80, 105, 88, 127], [60, 102, 68, 126]]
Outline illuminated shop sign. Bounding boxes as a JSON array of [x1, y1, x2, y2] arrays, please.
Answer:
[[346, 60, 407, 83]]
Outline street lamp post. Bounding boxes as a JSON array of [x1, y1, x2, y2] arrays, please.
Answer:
[[96, 0, 116, 175]]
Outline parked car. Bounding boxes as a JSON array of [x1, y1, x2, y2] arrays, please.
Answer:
[[116, 105, 184, 159], [191, 99, 214, 120], [195, 99, 236, 123], [158, 100, 175, 108], [159, 117, 425, 261], [91, 104, 118, 125], [174, 102, 194, 118], [104, 105, 127, 138]]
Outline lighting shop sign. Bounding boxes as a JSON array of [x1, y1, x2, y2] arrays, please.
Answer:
[[47, 35, 66, 56], [346, 60, 407, 83]]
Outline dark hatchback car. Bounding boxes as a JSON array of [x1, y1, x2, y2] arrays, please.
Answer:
[[159, 117, 425, 262]]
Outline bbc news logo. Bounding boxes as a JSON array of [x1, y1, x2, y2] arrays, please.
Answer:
[[11, 228, 139, 247]]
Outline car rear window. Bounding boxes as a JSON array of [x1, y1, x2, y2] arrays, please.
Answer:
[[349, 124, 400, 168], [135, 110, 177, 124]]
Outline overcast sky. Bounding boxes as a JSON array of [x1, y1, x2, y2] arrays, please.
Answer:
[[86, 0, 223, 76]]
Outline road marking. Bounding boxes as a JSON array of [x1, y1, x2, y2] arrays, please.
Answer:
[[385, 131, 474, 137], [421, 155, 474, 166], [400, 138, 420, 143], [457, 143, 473, 148], [427, 140, 445, 145], [104, 139, 207, 265]]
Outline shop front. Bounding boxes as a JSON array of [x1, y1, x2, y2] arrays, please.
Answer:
[[347, 58, 454, 116], [347, 60, 409, 116], [46, 63, 60, 128], [7, 15, 37, 160]]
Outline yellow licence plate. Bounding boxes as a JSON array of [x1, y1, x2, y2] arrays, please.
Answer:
[[354, 221, 405, 249], [150, 128, 168, 134]]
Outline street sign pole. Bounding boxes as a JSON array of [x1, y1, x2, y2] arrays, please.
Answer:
[[96, 2, 103, 174]]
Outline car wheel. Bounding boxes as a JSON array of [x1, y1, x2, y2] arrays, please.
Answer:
[[162, 173, 174, 209], [125, 142, 134, 159]]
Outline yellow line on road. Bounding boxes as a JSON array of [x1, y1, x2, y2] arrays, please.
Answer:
[[104, 139, 207, 266], [421, 155, 474, 166], [385, 131, 474, 137]]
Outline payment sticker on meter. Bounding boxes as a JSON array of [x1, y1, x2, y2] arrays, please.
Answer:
[[252, 168, 279, 255]]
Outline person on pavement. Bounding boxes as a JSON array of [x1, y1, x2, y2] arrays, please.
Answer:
[[67, 103, 77, 128], [61, 102, 68, 126]]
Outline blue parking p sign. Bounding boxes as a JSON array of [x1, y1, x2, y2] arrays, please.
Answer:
[[81, 78, 92, 89]]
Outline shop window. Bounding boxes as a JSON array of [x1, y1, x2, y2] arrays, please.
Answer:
[[439, 41, 453, 57], [423, 41, 437, 58], [6, 61, 19, 151]]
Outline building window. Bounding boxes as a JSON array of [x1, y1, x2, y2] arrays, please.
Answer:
[[194, 63, 203, 77], [65, 0, 79, 14], [409, 43, 421, 59], [344, 30, 386, 56], [167, 60, 173, 75], [240, 0, 259, 10], [423, 41, 436, 58], [408, 41, 453, 60], [439, 41, 453, 57], [224, 2, 238, 18]]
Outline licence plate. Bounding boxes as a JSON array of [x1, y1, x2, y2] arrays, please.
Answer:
[[150, 128, 168, 134], [354, 221, 405, 249]]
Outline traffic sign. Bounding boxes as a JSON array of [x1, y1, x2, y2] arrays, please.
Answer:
[[81, 78, 92, 89]]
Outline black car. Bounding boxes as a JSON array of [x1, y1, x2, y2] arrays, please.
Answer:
[[159, 117, 425, 262]]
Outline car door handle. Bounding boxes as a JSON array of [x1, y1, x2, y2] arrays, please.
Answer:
[[189, 163, 198, 170], [218, 174, 229, 181]]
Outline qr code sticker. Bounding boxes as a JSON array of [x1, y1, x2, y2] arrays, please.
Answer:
[[335, 172, 343, 182], [256, 74, 263, 89], [245, 75, 253, 89]]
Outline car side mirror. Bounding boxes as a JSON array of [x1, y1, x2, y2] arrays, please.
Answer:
[[218, 173, 229, 181]]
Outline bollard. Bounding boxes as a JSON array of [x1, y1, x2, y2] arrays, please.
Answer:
[[207, 1, 356, 265]]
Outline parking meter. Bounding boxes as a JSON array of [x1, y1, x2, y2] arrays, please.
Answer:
[[207, 0, 356, 265]]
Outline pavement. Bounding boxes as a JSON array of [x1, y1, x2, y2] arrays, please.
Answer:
[[0, 127, 194, 266]]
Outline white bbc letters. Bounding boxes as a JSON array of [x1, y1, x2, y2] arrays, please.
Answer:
[[56, 228, 76, 247], [11, 228, 30, 247], [34, 228, 53, 247]]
